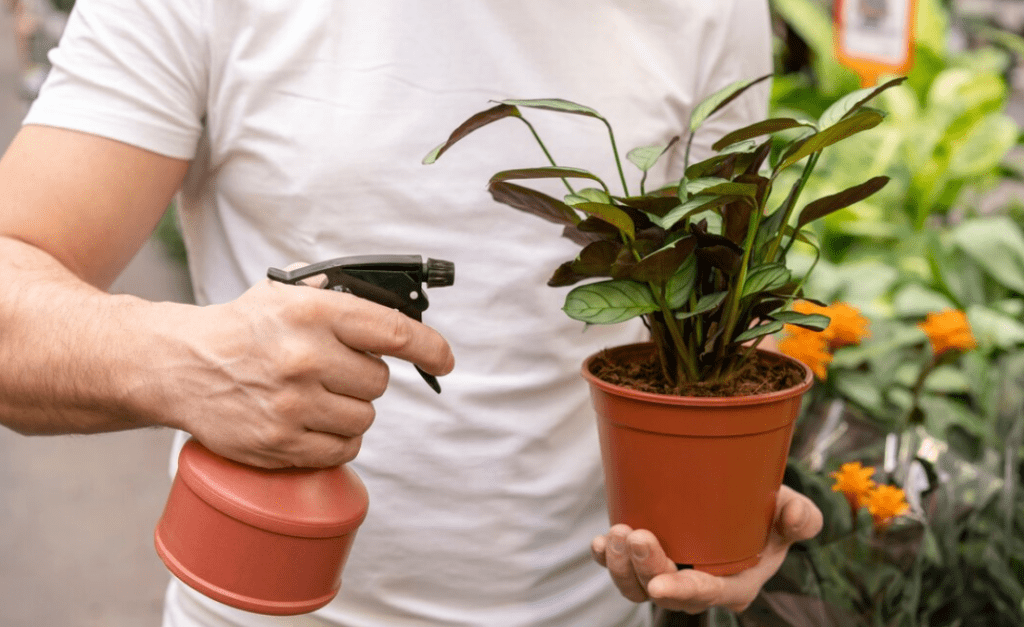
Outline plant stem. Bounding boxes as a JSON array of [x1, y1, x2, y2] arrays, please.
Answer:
[[714, 201, 762, 372], [766, 151, 820, 261], [601, 118, 630, 197], [517, 116, 575, 195], [652, 287, 697, 385]]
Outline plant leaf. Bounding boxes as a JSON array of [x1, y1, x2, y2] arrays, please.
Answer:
[[818, 76, 907, 129], [562, 280, 659, 324], [500, 98, 604, 120], [615, 237, 696, 284], [618, 195, 681, 218], [572, 202, 636, 239], [733, 320, 785, 343], [742, 263, 792, 298], [565, 188, 613, 206], [777, 109, 886, 171], [796, 176, 890, 230], [423, 103, 519, 164], [675, 291, 728, 320], [627, 136, 680, 172], [689, 74, 772, 132], [666, 254, 698, 309], [573, 240, 622, 276], [712, 118, 811, 151], [770, 310, 830, 331], [697, 245, 743, 276], [488, 181, 581, 226], [951, 217, 1024, 293], [490, 166, 607, 187]]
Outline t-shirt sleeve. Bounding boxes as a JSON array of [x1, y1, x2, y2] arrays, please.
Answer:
[[23, 0, 208, 160]]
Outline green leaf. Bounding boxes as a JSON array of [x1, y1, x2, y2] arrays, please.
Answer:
[[562, 280, 658, 324], [499, 98, 604, 120], [697, 181, 759, 198], [742, 263, 792, 298], [770, 311, 830, 331], [490, 166, 607, 188], [423, 103, 519, 164], [665, 255, 697, 309], [892, 283, 955, 317], [565, 188, 612, 206], [795, 176, 890, 230], [967, 305, 1024, 349], [626, 136, 680, 172], [488, 181, 580, 226], [733, 320, 785, 343], [681, 177, 731, 196], [572, 202, 636, 240], [675, 291, 728, 320], [947, 113, 1018, 178], [817, 77, 908, 129], [711, 118, 811, 152], [689, 74, 772, 132], [951, 217, 1024, 293], [777, 109, 886, 171], [657, 194, 741, 230]]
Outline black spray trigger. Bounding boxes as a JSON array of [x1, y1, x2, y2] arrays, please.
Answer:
[[267, 255, 454, 393]]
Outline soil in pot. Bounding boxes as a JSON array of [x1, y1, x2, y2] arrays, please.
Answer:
[[588, 347, 806, 397]]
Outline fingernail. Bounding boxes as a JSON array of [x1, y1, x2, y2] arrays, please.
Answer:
[[610, 536, 625, 554], [630, 541, 648, 559]]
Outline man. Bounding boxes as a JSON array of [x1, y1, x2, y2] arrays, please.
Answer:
[[0, 1, 821, 625]]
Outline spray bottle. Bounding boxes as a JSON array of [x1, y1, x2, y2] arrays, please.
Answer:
[[154, 255, 454, 615]]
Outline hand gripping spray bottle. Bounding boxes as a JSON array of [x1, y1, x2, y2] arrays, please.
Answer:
[[154, 255, 454, 615]]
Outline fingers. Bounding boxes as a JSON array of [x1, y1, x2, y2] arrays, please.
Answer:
[[326, 293, 455, 376], [772, 485, 824, 547], [601, 525, 649, 602], [594, 488, 824, 615], [593, 525, 678, 604], [273, 282, 455, 378], [647, 569, 736, 614]]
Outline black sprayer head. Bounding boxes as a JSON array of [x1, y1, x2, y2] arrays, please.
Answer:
[[267, 255, 455, 393]]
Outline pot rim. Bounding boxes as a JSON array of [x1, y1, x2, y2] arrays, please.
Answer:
[[581, 342, 813, 408]]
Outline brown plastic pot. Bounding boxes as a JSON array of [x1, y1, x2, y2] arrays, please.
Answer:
[[154, 438, 368, 615], [582, 343, 813, 576]]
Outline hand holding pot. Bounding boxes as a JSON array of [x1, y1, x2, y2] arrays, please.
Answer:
[[591, 485, 823, 614], [150, 270, 454, 470]]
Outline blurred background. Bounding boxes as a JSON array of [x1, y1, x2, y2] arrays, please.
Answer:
[[4, 0, 1024, 625]]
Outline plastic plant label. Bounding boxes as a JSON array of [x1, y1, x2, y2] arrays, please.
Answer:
[[835, 0, 917, 86]]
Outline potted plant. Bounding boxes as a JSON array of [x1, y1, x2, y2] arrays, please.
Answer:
[[424, 76, 902, 575]]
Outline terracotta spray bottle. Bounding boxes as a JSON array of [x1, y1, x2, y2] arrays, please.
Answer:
[[154, 255, 454, 615]]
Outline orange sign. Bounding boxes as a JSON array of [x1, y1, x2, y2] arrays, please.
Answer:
[[835, 0, 917, 86]]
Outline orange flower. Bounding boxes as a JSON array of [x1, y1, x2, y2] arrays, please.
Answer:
[[777, 326, 832, 379], [793, 300, 870, 349], [918, 309, 976, 356], [830, 461, 876, 511], [866, 484, 910, 531]]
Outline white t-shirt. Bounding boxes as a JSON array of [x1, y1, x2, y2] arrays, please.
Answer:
[[25, 1, 772, 625]]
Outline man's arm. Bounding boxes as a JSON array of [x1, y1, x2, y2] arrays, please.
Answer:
[[0, 125, 454, 468]]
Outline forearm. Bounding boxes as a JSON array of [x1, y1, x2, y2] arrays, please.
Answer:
[[0, 235, 177, 435]]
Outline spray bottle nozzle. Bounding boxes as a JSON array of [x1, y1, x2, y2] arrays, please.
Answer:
[[267, 255, 454, 393]]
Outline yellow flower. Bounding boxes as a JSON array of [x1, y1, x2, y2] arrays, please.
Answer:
[[793, 300, 870, 349], [866, 484, 910, 531], [777, 326, 833, 380], [830, 461, 876, 510], [918, 309, 976, 356]]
